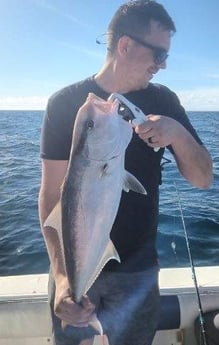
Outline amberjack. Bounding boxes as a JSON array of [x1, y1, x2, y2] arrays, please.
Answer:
[[44, 93, 146, 332]]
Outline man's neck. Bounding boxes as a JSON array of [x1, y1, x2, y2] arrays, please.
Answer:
[[94, 65, 125, 94], [94, 57, 147, 94]]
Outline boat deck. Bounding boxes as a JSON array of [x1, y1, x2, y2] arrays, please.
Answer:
[[0, 266, 219, 345]]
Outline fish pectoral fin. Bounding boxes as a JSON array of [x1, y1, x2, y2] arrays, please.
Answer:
[[43, 201, 62, 231], [123, 170, 147, 194], [85, 240, 120, 294]]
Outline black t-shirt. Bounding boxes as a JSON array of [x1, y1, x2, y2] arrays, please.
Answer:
[[40, 76, 202, 272]]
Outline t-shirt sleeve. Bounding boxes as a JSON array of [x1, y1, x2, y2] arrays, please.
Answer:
[[40, 92, 75, 160]]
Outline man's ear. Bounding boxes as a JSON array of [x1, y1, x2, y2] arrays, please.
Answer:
[[117, 35, 130, 57]]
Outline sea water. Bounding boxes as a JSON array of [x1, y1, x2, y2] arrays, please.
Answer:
[[0, 110, 218, 276]]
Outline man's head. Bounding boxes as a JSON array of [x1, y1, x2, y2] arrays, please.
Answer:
[[107, 0, 176, 54], [103, 0, 176, 91]]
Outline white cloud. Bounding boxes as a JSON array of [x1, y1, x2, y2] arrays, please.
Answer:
[[205, 73, 219, 80], [0, 87, 218, 111], [58, 41, 105, 60], [31, 0, 89, 28], [176, 88, 219, 111], [0, 97, 48, 110]]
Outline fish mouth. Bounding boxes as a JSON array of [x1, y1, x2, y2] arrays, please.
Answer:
[[88, 92, 118, 114]]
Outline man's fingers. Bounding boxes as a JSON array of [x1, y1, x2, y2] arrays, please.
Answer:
[[55, 294, 96, 328], [81, 295, 95, 311]]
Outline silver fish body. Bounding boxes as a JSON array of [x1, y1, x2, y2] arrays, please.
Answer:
[[44, 93, 146, 304]]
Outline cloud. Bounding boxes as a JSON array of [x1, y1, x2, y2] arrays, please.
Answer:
[[176, 88, 219, 111], [0, 87, 218, 111], [205, 73, 219, 80], [58, 41, 105, 60], [31, 0, 89, 28], [0, 97, 48, 110]]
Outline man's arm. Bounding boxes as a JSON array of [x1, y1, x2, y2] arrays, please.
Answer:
[[169, 124, 213, 189], [38, 159, 69, 282], [38, 159, 95, 326], [135, 115, 213, 188]]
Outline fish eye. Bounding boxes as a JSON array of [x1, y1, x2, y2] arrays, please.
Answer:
[[87, 120, 94, 129]]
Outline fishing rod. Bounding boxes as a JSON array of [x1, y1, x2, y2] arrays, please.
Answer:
[[174, 181, 209, 345]]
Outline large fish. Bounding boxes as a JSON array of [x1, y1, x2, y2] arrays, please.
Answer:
[[44, 93, 146, 330]]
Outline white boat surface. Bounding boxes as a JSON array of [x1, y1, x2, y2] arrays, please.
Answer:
[[0, 266, 219, 345]]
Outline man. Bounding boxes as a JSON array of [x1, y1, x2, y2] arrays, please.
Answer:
[[38, 1, 213, 345]]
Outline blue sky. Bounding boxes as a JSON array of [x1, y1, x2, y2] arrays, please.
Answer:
[[0, 0, 219, 110]]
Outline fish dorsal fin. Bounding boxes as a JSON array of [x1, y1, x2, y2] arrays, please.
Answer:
[[123, 170, 147, 194], [85, 240, 120, 295], [43, 201, 62, 231]]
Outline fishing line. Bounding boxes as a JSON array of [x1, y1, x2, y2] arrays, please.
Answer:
[[174, 181, 209, 345]]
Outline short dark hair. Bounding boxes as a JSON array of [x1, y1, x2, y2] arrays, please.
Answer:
[[107, 0, 176, 52]]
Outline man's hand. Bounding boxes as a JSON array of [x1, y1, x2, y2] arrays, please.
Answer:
[[54, 278, 96, 327], [135, 113, 212, 188], [134, 114, 181, 149]]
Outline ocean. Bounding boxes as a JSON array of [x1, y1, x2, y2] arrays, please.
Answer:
[[0, 110, 218, 276]]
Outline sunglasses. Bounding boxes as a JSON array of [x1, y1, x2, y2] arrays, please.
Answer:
[[125, 34, 169, 65]]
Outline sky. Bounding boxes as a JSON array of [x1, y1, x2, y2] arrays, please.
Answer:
[[0, 0, 219, 111]]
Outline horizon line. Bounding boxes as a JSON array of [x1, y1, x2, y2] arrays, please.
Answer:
[[0, 108, 218, 112]]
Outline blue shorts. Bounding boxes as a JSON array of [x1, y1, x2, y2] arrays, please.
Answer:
[[48, 265, 160, 345]]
